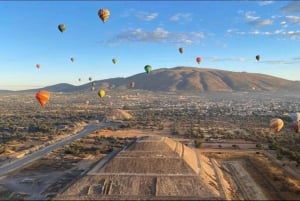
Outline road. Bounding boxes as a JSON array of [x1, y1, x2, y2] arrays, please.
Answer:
[[0, 119, 116, 177]]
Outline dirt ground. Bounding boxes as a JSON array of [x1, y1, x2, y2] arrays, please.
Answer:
[[1, 128, 300, 200]]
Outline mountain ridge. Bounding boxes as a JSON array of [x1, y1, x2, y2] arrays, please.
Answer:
[[2, 67, 300, 93]]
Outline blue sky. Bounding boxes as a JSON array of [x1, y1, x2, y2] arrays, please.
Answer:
[[1, 1, 300, 90]]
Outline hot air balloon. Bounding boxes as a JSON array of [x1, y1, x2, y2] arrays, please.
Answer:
[[144, 65, 152, 74], [98, 89, 105, 98], [270, 118, 284, 132], [36, 64, 40, 69], [70, 57, 74, 62], [58, 24, 66, 33], [89, 77, 92, 81], [196, 57, 201, 64], [78, 78, 81, 82], [292, 121, 300, 133], [284, 112, 300, 122], [35, 90, 50, 107], [112, 58, 117, 64], [92, 82, 96, 86], [179, 47, 184, 54], [98, 9, 110, 23], [256, 55, 260, 61], [130, 81, 135, 88]]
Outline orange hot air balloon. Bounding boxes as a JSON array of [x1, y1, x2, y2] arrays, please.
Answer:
[[130, 81, 135, 88], [270, 118, 284, 132], [36, 64, 40, 69], [179, 47, 184, 54], [35, 90, 50, 107], [98, 8, 110, 23], [196, 57, 201, 64]]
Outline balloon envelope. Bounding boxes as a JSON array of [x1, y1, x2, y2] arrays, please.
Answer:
[[286, 112, 300, 122], [270, 118, 284, 132], [36, 90, 50, 107], [112, 58, 117, 64], [70, 57, 74, 62], [179, 47, 184, 54], [196, 57, 201, 64], [144, 65, 152, 74], [98, 9, 110, 23], [292, 121, 300, 133], [36, 64, 40, 69], [130, 81, 135, 88], [58, 24, 66, 33], [98, 89, 106, 98], [256, 55, 260, 61]]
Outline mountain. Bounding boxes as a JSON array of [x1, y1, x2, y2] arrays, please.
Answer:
[[6, 67, 300, 93]]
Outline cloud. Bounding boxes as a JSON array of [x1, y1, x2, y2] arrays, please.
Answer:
[[280, 1, 300, 13], [249, 19, 273, 26], [245, 11, 260, 21], [280, 21, 288, 28], [285, 15, 300, 25], [204, 56, 248, 63], [101, 27, 205, 45], [170, 13, 192, 21], [244, 11, 273, 27], [226, 28, 300, 40], [258, 1, 274, 6], [136, 12, 158, 21], [120, 9, 158, 21]]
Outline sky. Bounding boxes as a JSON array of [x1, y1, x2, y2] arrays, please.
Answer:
[[0, 1, 300, 90]]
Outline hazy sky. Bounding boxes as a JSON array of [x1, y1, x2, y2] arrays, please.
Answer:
[[1, 1, 300, 90]]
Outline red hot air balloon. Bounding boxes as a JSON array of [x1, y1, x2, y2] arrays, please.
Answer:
[[196, 57, 201, 64]]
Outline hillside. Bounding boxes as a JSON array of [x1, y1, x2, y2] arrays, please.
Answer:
[[7, 67, 300, 93]]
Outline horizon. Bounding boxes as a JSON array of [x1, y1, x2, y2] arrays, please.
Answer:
[[1, 1, 300, 90]]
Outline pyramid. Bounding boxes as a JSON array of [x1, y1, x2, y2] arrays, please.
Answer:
[[54, 136, 221, 200]]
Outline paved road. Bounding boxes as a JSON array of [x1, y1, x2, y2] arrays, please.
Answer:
[[0, 119, 115, 177]]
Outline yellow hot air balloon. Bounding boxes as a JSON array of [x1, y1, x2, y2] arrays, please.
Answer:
[[98, 9, 110, 23], [270, 118, 284, 132], [98, 89, 105, 98]]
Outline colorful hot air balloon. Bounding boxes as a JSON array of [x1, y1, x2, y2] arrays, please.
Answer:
[[284, 112, 300, 122], [70, 57, 74, 62], [98, 89, 106, 98], [36, 64, 40, 69], [112, 58, 117, 64], [256, 55, 260, 61], [144, 65, 152, 74], [98, 8, 110, 23], [196, 57, 201, 64], [292, 121, 300, 133], [179, 47, 184, 54], [270, 118, 284, 132], [35, 90, 50, 107], [130, 81, 135, 88], [58, 24, 66, 33]]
